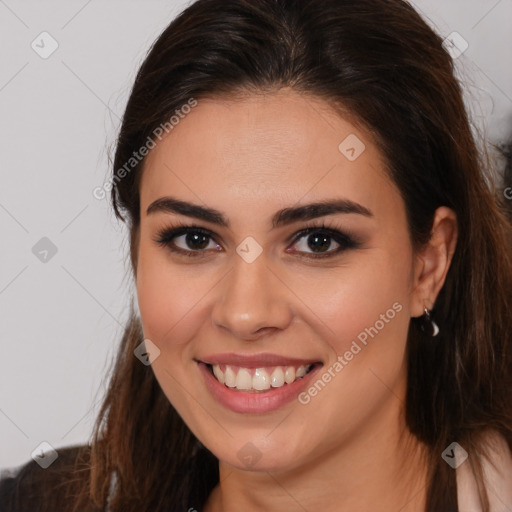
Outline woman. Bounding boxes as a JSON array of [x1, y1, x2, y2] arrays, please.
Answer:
[[2, 0, 512, 510]]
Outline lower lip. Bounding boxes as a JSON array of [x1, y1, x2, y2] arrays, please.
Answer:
[[198, 362, 322, 414]]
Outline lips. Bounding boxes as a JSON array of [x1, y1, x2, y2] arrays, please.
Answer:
[[196, 353, 323, 413]]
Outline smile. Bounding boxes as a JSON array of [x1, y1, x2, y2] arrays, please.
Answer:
[[196, 353, 323, 413], [207, 363, 315, 392]]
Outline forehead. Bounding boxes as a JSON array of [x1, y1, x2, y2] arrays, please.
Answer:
[[140, 89, 398, 225]]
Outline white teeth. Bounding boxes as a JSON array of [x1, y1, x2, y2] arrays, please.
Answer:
[[270, 367, 285, 387], [295, 365, 307, 378], [284, 366, 296, 384], [253, 368, 271, 390], [224, 366, 237, 388], [212, 364, 225, 384], [210, 363, 312, 391], [235, 368, 252, 390]]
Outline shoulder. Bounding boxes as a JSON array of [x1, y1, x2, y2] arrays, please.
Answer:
[[0, 443, 99, 512], [457, 431, 512, 512]]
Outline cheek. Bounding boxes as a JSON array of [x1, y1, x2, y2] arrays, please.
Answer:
[[293, 247, 412, 358], [135, 243, 207, 356], [285, 254, 412, 451], [135, 248, 210, 416], [299, 247, 412, 417]]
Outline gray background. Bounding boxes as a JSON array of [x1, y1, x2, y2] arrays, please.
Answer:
[[1, 0, 511, 471]]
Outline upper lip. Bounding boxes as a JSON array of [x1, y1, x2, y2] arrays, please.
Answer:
[[197, 353, 322, 368]]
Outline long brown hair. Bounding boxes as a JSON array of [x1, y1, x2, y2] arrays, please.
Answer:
[[68, 0, 512, 510]]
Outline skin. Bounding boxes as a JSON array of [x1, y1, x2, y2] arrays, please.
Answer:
[[135, 88, 458, 511]]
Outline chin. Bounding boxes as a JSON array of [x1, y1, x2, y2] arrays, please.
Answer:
[[206, 434, 310, 473]]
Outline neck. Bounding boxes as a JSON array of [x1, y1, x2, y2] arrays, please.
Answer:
[[203, 399, 429, 512]]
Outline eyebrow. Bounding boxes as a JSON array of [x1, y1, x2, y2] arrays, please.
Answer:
[[146, 196, 373, 228]]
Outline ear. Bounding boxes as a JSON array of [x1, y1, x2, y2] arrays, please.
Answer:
[[410, 206, 458, 318]]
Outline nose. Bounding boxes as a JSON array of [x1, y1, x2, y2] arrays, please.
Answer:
[[211, 250, 294, 341]]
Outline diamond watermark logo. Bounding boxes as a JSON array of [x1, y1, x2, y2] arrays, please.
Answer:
[[134, 338, 161, 365], [338, 134, 366, 161], [31, 441, 58, 469], [31, 32, 59, 59], [237, 442, 262, 468], [442, 442, 468, 469], [32, 237, 58, 263], [236, 236, 263, 263], [442, 32, 468, 59]]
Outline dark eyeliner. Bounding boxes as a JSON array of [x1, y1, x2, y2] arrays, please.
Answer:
[[153, 223, 216, 258], [153, 221, 362, 259], [287, 222, 361, 259]]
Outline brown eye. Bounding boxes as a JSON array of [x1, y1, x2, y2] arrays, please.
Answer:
[[288, 226, 359, 259], [154, 226, 220, 257], [154, 223, 361, 260]]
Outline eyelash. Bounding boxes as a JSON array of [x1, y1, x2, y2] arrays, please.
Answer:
[[152, 220, 362, 260]]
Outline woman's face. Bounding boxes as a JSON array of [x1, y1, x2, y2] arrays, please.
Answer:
[[135, 89, 425, 472]]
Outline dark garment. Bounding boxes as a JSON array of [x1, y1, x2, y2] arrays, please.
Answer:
[[0, 444, 102, 512], [0, 443, 218, 512]]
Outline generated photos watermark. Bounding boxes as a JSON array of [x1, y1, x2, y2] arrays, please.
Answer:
[[93, 97, 198, 200], [298, 301, 403, 405]]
